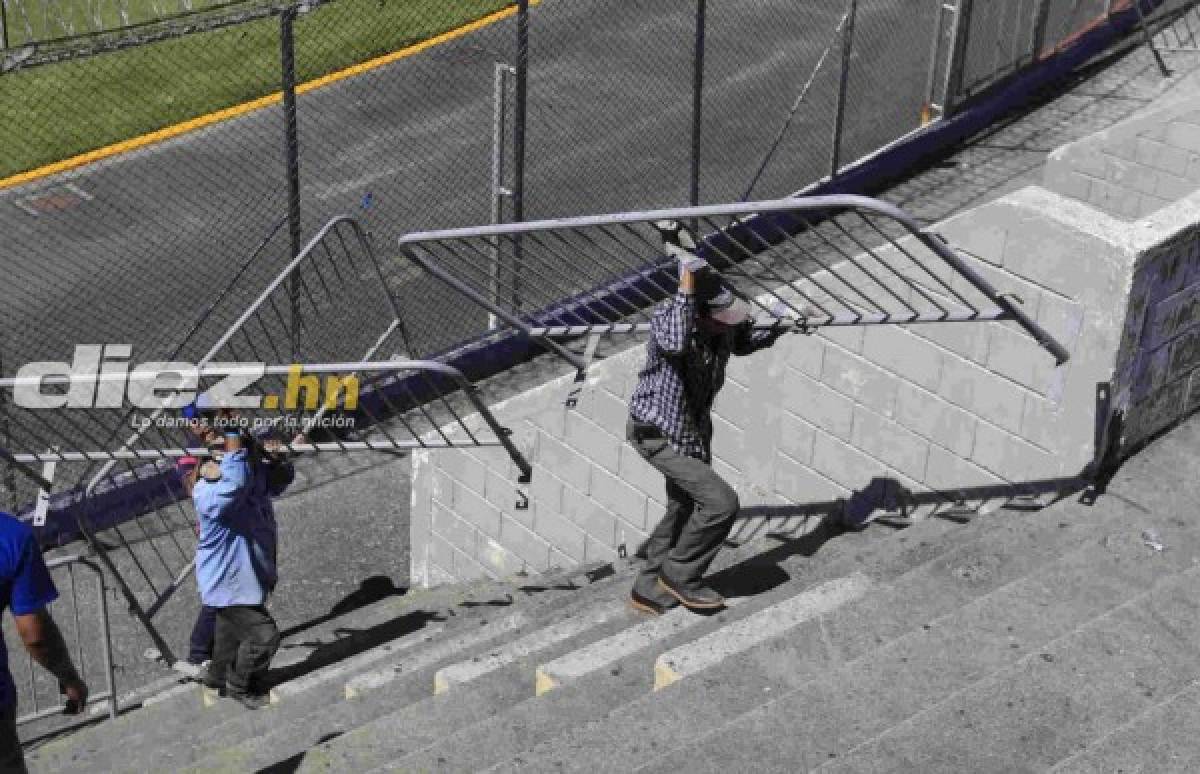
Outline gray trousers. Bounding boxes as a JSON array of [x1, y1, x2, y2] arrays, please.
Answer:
[[0, 701, 27, 774], [209, 604, 280, 696], [627, 420, 740, 593]]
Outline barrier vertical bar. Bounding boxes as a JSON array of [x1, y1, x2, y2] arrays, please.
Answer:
[[281, 6, 303, 360], [1, 0, 9, 52], [690, 0, 707, 210], [830, 0, 858, 176], [511, 0, 529, 313]]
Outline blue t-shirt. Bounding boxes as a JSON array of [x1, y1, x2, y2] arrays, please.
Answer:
[[0, 512, 59, 709]]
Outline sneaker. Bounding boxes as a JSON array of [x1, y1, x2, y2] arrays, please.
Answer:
[[173, 660, 211, 681], [228, 691, 270, 710], [657, 575, 725, 610], [629, 587, 679, 616]]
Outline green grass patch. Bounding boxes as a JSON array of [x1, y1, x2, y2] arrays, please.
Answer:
[[1, 0, 252, 48], [0, 0, 513, 179]]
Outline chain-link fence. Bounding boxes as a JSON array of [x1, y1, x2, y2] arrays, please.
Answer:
[[0, 0, 1178, 496]]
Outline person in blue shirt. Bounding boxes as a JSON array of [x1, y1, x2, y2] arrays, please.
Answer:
[[1, 512, 87, 772], [188, 431, 282, 710]]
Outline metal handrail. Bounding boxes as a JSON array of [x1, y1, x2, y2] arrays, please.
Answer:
[[14, 554, 117, 726]]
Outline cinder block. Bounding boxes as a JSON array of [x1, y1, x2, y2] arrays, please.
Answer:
[[535, 431, 592, 493], [782, 370, 855, 439], [894, 380, 977, 457], [783, 331, 826, 379], [938, 355, 1026, 434], [431, 468, 455, 507], [712, 379, 756, 429], [1154, 172, 1199, 203], [500, 515, 552, 569], [484, 468, 531, 527], [1165, 121, 1200, 154], [909, 321, 990, 366], [477, 537, 526, 578], [986, 324, 1059, 393], [564, 412, 621, 477], [972, 421, 1060, 481], [861, 325, 944, 391], [818, 325, 866, 355], [821, 346, 900, 418], [528, 467, 564, 517], [710, 413, 744, 457], [589, 466, 649, 529], [809, 430, 887, 491], [584, 536, 621, 564], [1035, 292, 1087, 354], [560, 486, 620, 545], [1107, 157, 1162, 197], [778, 411, 817, 464], [453, 481, 502, 539], [532, 508, 587, 562], [437, 450, 488, 499], [431, 506, 476, 562], [590, 386, 631, 432], [531, 404, 568, 440], [1136, 135, 1192, 173], [923, 444, 1008, 494], [428, 533, 463, 581], [850, 405, 931, 481], [773, 450, 848, 504], [616, 444, 666, 507], [1043, 165, 1093, 203]]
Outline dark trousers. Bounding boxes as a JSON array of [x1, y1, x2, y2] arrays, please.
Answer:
[[209, 605, 280, 696], [0, 702, 26, 774], [188, 605, 218, 664], [627, 420, 740, 592]]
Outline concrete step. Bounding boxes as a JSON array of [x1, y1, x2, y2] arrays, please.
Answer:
[[24, 566, 595, 772], [813, 564, 1200, 773], [631, 499, 1200, 772], [305, 508, 1026, 772], [1049, 679, 1200, 773], [159, 568, 631, 771], [23, 573, 506, 770], [482, 493, 1182, 773], [198, 600, 645, 772]]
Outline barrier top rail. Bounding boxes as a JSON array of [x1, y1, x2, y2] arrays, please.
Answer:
[[397, 195, 1070, 373]]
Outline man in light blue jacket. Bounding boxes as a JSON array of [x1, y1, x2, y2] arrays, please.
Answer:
[[192, 432, 281, 709]]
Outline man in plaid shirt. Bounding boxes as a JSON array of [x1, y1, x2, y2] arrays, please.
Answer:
[[627, 221, 785, 613]]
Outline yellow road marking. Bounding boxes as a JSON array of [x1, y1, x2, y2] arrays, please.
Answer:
[[1, 2, 531, 192]]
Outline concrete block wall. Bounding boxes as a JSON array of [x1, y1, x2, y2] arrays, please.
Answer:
[[1043, 76, 1200, 220], [407, 179, 1200, 586]]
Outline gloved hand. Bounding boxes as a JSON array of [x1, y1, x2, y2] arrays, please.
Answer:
[[653, 220, 707, 276]]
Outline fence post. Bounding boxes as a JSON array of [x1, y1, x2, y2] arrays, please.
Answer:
[[1030, 0, 1053, 62], [511, 0, 529, 313], [942, 0, 974, 114], [690, 0, 706, 209], [280, 6, 303, 361], [489, 62, 515, 330], [829, 0, 857, 177]]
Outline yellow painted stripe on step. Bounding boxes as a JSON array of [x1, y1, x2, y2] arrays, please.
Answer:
[[534, 668, 558, 697], [0, 1, 538, 191]]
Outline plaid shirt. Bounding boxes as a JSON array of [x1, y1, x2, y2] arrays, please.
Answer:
[[629, 292, 780, 461]]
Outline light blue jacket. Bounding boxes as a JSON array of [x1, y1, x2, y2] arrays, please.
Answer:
[[194, 450, 278, 607]]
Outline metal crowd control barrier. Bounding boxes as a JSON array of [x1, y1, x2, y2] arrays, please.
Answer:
[[13, 554, 117, 727], [0, 359, 531, 665], [0, 215, 530, 666], [397, 196, 1071, 373]]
